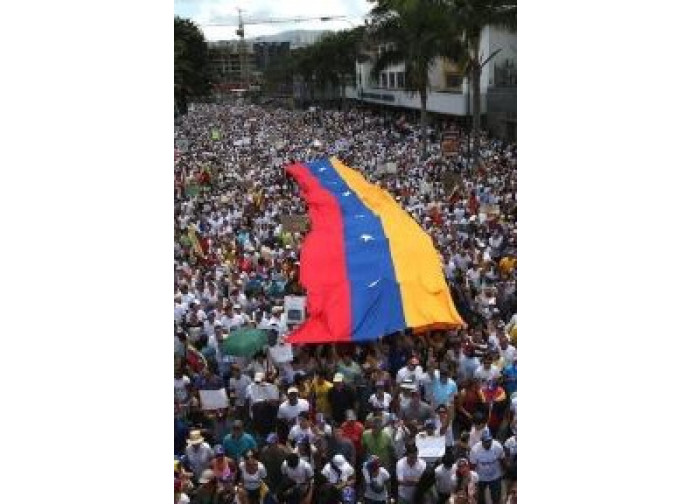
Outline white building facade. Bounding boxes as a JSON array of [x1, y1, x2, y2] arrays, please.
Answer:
[[347, 25, 516, 138]]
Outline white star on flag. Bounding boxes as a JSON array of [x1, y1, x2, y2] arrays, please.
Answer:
[[319, 167, 327, 172], [368, 279, 381, 287], [342, 191, 351, 196], [361, 234, 374, 242], [354, 214, 365, 219]]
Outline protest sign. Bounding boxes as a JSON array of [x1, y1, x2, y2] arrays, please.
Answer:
[[211, 128, 221, 141], [200, 389, 229, 411], [441, 131, 460, 158], [284, 296, 306, 325], [415, 435, 446, 460]]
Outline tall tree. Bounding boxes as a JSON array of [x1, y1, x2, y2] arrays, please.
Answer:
[[447, 0, 516, 140], [367, 0, 461, 156], [174, 16, 211, 113]]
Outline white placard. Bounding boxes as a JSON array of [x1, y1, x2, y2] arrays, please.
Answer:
[[199, 389, 229, 411], [269, 344, 294, 364], [284, 296, 306, 324], [415, 435, 446, 459]]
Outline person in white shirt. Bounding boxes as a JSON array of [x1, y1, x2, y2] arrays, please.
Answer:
[[434, 453, 458, 503], [396, 357, 425, 385], [362, 456, 391, 503], [469, 431, 505, 504], [237, 453, 267, 504], [288, 412, 318, 446], [279, 453, 314, 503], [227, 364, 252, 409], [368, 381, 393, 411], [277, 386, 310, 424], [184, 430, 215, 480], [321, 454, 355, 488], [473, 356, 500, 386], [396, 444, 427, 504]]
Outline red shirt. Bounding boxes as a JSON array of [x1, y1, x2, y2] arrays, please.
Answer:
[[341, 420, 364, 455]]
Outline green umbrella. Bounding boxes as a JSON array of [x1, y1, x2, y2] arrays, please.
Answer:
[[220, 328, 268, 357]]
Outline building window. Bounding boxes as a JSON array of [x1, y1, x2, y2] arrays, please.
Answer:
[[381, 73, 388, 88], [396, 72, 405, 88], [389, 72, 396, 88], [446, 73, 462, 89]]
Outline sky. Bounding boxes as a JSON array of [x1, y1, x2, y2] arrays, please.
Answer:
[[174, 0, 371, 41]]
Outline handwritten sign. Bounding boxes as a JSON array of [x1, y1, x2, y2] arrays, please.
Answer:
[[415, 435, 446, 459], [441, 132, 460, 158], [200, 389, 229, 411]]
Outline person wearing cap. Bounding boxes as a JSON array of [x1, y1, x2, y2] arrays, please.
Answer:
[[277, 385, 310, 424], [327, 372, 357, 425], [185, 430, 215, 482], [246, 370, 279, 423], [222, 420, 258, 462], [209, 444, 238, 485], [468, 430, 505, 504], [395, 443, 427, 504], [362, 455, 391, 504], [259, 432, 291, 493]]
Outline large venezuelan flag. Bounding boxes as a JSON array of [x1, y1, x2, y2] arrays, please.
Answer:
[[285, 157, 464, 344]]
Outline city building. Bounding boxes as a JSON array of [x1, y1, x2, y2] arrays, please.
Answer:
[[346, 25, 516, 140], [207, 40, 257, 92], [252, 41, 291, 73]]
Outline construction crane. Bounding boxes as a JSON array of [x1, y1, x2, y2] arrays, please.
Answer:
[[206, 11, 348, 89]]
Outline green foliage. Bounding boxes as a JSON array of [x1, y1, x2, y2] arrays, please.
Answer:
[[174, 16, 211, 109], [367, 0, 465, 154]]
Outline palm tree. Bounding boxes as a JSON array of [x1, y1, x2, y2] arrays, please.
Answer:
[[447, 0, 516, 145], [368, 0, 461, 156]]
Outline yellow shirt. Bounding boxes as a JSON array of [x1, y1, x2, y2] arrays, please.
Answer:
[[312, 380, 333, 416], [509, 325, 517, 347]]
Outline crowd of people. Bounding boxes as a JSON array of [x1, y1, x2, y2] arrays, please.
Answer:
[[174, 102, 517, 504]]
